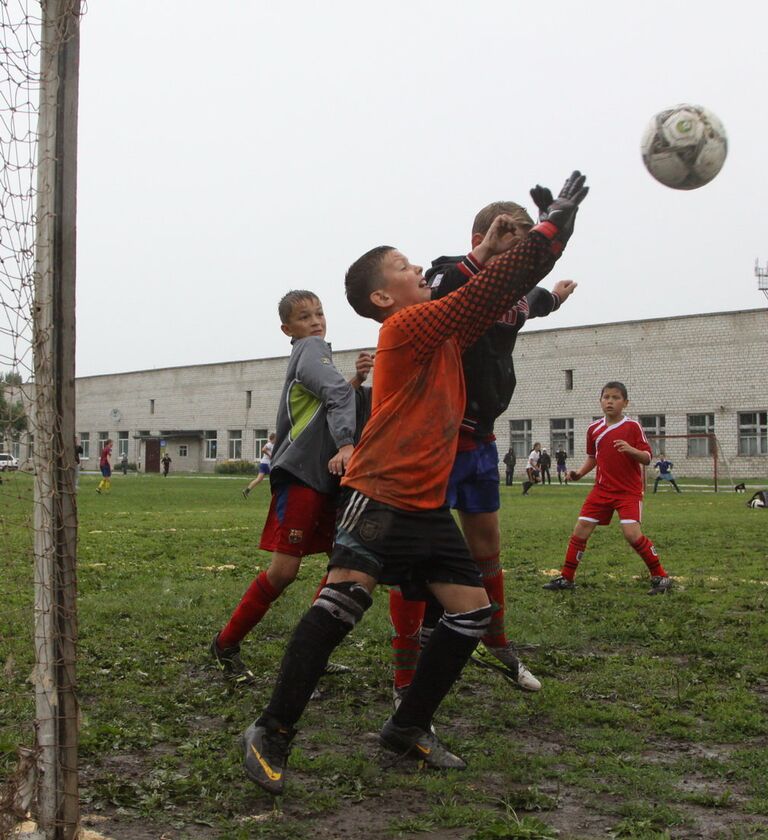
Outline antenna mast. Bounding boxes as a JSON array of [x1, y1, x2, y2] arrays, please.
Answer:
[[756, 259, 768, 301]]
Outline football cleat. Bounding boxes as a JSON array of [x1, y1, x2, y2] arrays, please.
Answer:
[[210, 634, 257, 687], [483, 643, 542, 692], [542, 575, 575, 591], [379, 717, 465, 770], [241, 719, 295, 795], [648, 575, 673, 595]]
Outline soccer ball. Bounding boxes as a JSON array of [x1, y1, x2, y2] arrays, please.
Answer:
[[749, 497, 765, 509], [640, 104, 727, 190]]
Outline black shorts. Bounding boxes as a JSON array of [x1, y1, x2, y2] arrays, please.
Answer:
[[329, 489, 482, 601]]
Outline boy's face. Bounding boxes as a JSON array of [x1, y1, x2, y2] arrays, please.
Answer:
[[373, 250, 429, 314], [600, 388, 629, 419], [281, 296, 327, 340]]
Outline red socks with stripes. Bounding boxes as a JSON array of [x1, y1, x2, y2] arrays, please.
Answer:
[[562, 535, 588, 581], [631, 535, 666, 578], [389, 588, 426, 691], [476, 553, 507, 648], [218, 570, 279, 649]]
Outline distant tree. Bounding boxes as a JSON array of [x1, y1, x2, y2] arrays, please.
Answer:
[[0, 370, 28, 448]]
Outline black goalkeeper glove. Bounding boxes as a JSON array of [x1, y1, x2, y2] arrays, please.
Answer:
[[531, 171, 589, 251]]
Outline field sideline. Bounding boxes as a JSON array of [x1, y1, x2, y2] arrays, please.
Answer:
[[2, 471, 768, 839]]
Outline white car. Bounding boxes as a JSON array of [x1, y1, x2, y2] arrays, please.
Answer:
[[0, 452, 19, 471]]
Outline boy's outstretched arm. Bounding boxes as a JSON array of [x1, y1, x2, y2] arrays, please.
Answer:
[[394, 171, 589, 361]]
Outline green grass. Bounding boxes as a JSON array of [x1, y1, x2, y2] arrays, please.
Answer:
[[2, 471, 768, 838]]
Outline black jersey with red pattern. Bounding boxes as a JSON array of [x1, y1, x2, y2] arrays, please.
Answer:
[[428, 255, 561, 439]]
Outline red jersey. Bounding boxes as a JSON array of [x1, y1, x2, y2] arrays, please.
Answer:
[[99, 444, 112, 467], [342, 230, 558, 510], [586, 416, 651, 496]]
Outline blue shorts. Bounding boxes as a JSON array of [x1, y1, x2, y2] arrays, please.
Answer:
[[259, 462, 271, 475], [445, 440, 500, 514], [100, 465, 111, 478]]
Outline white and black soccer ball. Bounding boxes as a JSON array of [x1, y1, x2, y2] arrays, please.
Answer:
[[749, 497, 766, 509], [641, 104, 727, 190]]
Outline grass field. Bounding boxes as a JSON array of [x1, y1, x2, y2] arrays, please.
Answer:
[[2, 471, 768, 839]]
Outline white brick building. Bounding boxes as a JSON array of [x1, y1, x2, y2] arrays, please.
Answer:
[[8, 308, 767, 482]]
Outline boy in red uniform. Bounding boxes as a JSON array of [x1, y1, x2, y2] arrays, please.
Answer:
[[544, 381, 672, 595], [240, 171, 589, 795], [96, 438, 112, 494]]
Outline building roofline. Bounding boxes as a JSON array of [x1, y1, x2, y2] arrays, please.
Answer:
[[76, 306, 766, 382]]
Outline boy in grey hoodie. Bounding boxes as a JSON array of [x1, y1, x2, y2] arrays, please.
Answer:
[[211, 290, 372, 685]]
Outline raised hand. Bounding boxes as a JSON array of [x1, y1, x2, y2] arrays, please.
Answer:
[[536, 170, 589, 248], [529, 185, 554, 221], [475, 213, 529, 261]]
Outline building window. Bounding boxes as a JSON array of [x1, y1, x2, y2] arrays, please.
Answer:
[[246, 390, 252, 410], [509, 419, 532, 460], [204, 431, 217, 460], [27, 433, 34, 460], [139, 430, 150, 438], [687, 414, 715, 457], [564, 369, 574, 391], [11, 438, 20, 459], [150, 399, 155, 415], [229, 430, 242, 460], [639, 414, 665, 455], [118, 431, 129, 458], [178, 445, 188, 457], [80, 432, 90, 460], [738, 411, 768, 456], [254, 428, 268, 459], [550, 418, 575, 457], [98, 432, 109, 455]]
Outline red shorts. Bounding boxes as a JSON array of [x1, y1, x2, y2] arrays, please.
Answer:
[[578, 486, 643, 526], [259, 483, 337, 557]]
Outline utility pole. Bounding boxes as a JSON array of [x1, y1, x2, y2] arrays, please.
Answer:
[[33, 1, 81, 838], [756, 260, 768, 301]]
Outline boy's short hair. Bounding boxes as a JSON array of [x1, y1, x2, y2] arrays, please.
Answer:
[[345, 246, 395, 320], [601, 381, 628, 399], [278, 290, 319, 324], [472, 201, 534, 237]]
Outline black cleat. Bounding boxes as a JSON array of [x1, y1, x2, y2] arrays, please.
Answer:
[[648, 575, 672, 595], [210, 634, 256, 687], [543, 575, 575, 591], [379, 717, 466, 770], [241, 719, 295, 795]]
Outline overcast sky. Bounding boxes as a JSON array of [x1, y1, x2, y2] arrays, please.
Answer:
[[72, 0, 767, 377]]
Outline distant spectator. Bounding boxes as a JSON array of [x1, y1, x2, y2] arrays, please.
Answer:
[[161, 453, 172, 477], [74, 436, 83, 490], [539, 448, 552, 484], [555, 446, 568, 484], [653, 456, 681, 493], [502, 448, 516, 486], [120, 453, 128, 475], [96, 439, 112, 494]]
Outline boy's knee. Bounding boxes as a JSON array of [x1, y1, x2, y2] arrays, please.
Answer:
[[314, 582, 373, 628], [267, 555, 302, 591], [440, 604, 493, 638]]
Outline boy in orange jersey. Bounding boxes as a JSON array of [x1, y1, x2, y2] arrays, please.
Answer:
[[241, 172, 589, 795], [544, 381, 672, 595]]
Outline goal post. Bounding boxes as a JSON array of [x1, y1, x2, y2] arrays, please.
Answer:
[[646, 433, 720, 492]]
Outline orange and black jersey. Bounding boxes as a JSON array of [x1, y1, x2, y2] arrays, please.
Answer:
[[341, 228, 560, 511]]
